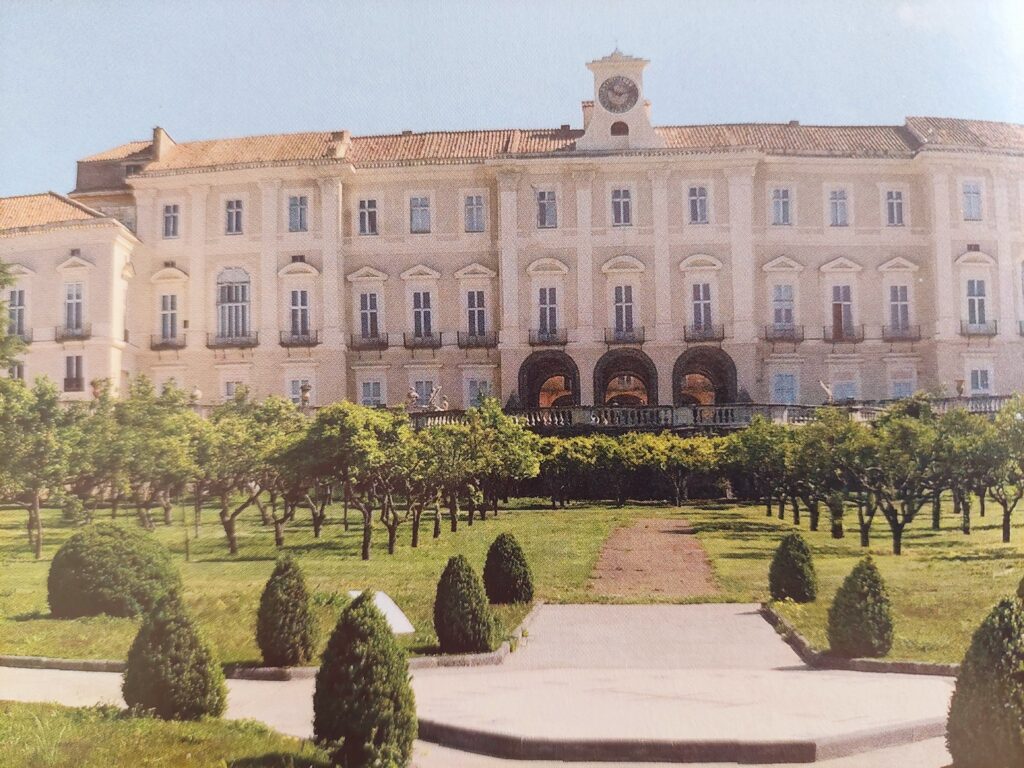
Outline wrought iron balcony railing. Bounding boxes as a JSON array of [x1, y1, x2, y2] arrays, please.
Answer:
[[604, 326, 646, 344], [404, 332, 442, 350], [151, 334, 186, 351], [63, 377, 84, 392], [529, 328, 568, 346], [55, 324, 91, 342], [824, 324, 865, 344], [960, 320, 998, 337], [350, 332, 389, 351], [882, 324, 922, 342], [763, 324, 804, 342], [684, 324, 724, 342], [279, 330, 320, 347], [457, 331, 498, 349], [206, 332, 259, 349]]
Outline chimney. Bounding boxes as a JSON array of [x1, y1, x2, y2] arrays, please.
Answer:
[[581, 101, 594, 129], [401, 129, 413, 136], [152, 126, 176, 160], [788, 120, 800, 126], [330, 130, 351, 158]]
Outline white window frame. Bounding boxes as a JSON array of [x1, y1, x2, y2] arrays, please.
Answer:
[[162, 203, 180, 239], [224, 380, 245, 401], [888, 368, 917, 399], [969, 367, 992, 395], [466, 288, 486, 336], [612, 284, 635, 332], [966, 278, 988, 326], [290, 289, 311, 336], [538, 285, 559, 334], [611, 187, 633, 227], [884, 189, 904, 227], [411, 289, 433, 337], [288, 195, 309, 232], [358, 198, 378, 236], [358, 291, 382, 339], [961, 180, 983, 222], [827, 187, 850, 227], [771, 372, 798, 404], [536, 189, 558, 229], [464, 374, 494, 408], [225, 199, 243, 235], [8, 288, 26, 336], [691, 282, 713, 329], [361, 378, 384, 407], [159, 293, 178, 340], [770, 187, 792, 226], [64, 282, 84, 331], [463, 193, 486, 233], [64, 354, 83, 390], [413, 378, 435, 407], [830, 283, 855, 333], [216, 268, 251, 339], [888, 284, 911, 331], [687, 184, 710, 225], [409, 194, 431, 234], [289, 377, 312, 405], [771, 283, 796, 330]]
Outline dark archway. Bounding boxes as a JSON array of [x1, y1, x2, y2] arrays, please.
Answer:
[[672, 347, 738, 405], [593, 349, 659, 406], [518, 351, 581, 408]]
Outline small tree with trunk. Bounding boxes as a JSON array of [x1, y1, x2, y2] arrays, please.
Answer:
[[826, 556, 894, 658], [256, 555, 316, 667], [726, 416, 788, 516], [538, 436, 595, 508], [988, 395, 1024, 543]]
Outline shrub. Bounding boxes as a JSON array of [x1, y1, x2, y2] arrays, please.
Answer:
[[483, 533, 534, 604], [313, 591, 416, 768], [826, 556, 894, 658], [48, 524, 181, 618], [768, 532, 817, 603], [946, 598, 1024, 768], [122, 594, 226, 720], [255, 556, 316, 667], [433, 555, 500, 653]]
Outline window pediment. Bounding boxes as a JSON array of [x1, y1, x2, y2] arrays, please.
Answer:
[[347, 265, 389, 283], [878, 256, 919, 273], [954, 251, 996, 267], [819, 256, 862, 273], [526, 257, 569, 276], [454, 262, 496, 279], [278, 261, 320, 277], [400, 264, 441, 281], [6, 263, 35, 277], [57, 254, 94, 271], [601, 255, 645, 274], [678, 253, 722, 272], [762, 255, 804, 273], [150, 265, 189, 283]]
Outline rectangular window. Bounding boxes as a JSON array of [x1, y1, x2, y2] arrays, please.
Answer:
[[160, 294, 177, 340], [414, 379, 434, 407], [359, 199, 378, 235], [9, 363, 24, 381], [692, 283, 712, 328], [833, 380, 858, 401], [217, 280, 250, 338], [8, 289, 25, 336], [963, 182, 982, 221], [831, 284, 853, 332], [970, 368, 991, 394], [889, 285, 910, 330], [467, 290, 485, 336], [64, 282, 83, 330], [290, 290, 310, 336], [614, 285, 634, 332], [412, 291, 432, 337], [225, 199, 243, 234], [967, 279, 987, 325], [538, 287, 557, 332], [359, 292, 379, 338], [162, 204, 179, 238], [829, 189, 848, 226], [612, 188, 632, 226], [467, 378, 491, 407], [361, 380, 383, 406], [772, 284, 795, 328], [64, 355, 83, 391], [891, 378, 915, 399], [771, 188, 791, 225], [537, 190, 557, 228], [289, 378, 311, 405], [771, 373, 797, 405], [224, 380, 243, 400], [688, 186, 708, 224], [288, 195, 308, 232], [409, 196, 431, 234], [464, 195, 485, 232], [885, 190, 904, 226]]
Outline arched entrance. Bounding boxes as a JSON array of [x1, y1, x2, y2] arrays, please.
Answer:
[[672, 347, 737, 405], [593, 349, 659, 406], [518, 351, 581, 408]]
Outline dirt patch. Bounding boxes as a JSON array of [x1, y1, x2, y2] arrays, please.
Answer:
[[590, 518, 719, 599]]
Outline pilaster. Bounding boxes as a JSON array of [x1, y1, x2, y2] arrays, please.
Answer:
[[497, 170, 521, 341], [726, 166, 756, 340], [649, 168, 672, 341], [929, 171, 956, 339], [318, 177, 344, 348], [186, 186, 208, 344], [573, 169, 595, 342], [993, 173, 1016, 340], [258, 179, 281, 341]]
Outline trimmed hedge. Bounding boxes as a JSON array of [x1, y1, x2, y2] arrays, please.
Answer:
[[48, 524, 181, 618], [768, 532, 817, 603], [255, 556, 316, 667], [121, 594, 226, 721], [433, 555, 500, 654], [313, 591, 416, 768], [483, 533, 534, 604], [946, 598, 1024, 768], [826, 556, 894, 658]]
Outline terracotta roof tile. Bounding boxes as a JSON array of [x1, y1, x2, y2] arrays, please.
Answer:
[[656, 124, 915, 156], [0, 192, 106, 232], [906, 116, 1024, 153], [144, 131, 337, 172], [80, 141, 153, 162]]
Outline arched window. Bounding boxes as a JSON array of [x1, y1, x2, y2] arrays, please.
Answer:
[[217, 267, 250, 339], [611, 121, 629, 136]]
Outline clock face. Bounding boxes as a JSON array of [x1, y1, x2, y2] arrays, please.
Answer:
[[598, 75, 639, 114]]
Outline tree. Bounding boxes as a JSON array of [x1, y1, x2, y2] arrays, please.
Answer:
[[248, 396, 308, 548], [424, 422, 474, 534], [989, 395, 1024, 543], [935, 408, 991, 535], [659, 433, 722, 507], [483, 533, 534, 604], [0, 261, 24, 368], [256, 556, 316, 667], [464, 399, 540, 518], [826, 557, 894, 658], [768, 533, 817, 603], [726, 416, 788, 517], [433, 555, 500, 653], [538, 436, 595, 508], [590, 434, 634, 506]]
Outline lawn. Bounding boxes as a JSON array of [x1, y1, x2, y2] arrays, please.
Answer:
[[0, 701, 328, 768]]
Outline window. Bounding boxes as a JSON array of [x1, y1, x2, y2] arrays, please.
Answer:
[[64, 355, 83, 391], [538, 287, 557, 332], [610, 121, 629, 136], [967, 279, 987, 325], [771, 188, 791, 225], [885, 191, 904, 226], [124, 164, 142, 176], [412, 291, 432, 337], [414, 379, 434, 407], [288, 195, 308, 232], [889, 285, 910, 330], [464, 195, 485, 232], [225, 199, 243, 234], [692, 283, 712, 328], [359, 292, 380, 338], [832, 380, 858, 402], [9, 363, 24, 381], [160, 294, 177, 340], [64, 283, 83, 330], [467, 290, 485, 336], [772, 284, 794, 328], [361, 380, 383, 406], [537, 190, 557, 228], [467, 378, 492, 406], [612, 188, 632, 226], [359, 199, 378, 235], [771, 373, 797, 405], [970, 368, 991, 394], [162, 204, 179, 238], [410, 196, 431, 234], [613, 285, 634, 332], [891, 377, 915, 399], [289, 378, 311, 405], [829, 189, 848, 226], [8, 289, 25, 336], [831, 284, 853, 333], [290, 289, 310, 336], [688, 186, 708, 224], [962, 182, 982, 221], [216, 269, 250, 338], [224, 381, 244, 400]]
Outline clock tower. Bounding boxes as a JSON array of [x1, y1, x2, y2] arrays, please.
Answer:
[[577, 50, 665, 151]]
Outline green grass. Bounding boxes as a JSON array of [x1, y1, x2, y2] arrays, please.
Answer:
[[0, 701, 328, 768]]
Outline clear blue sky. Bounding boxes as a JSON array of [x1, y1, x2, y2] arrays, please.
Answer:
[[1, 0, 1022, 197]]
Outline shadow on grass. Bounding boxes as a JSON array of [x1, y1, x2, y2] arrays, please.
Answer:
[[228, 753, 330, 768], [8, 610, 49, 622]]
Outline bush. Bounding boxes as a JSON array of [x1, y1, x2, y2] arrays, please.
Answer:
[[313, 591, 416, 768], [256, 556, 316, 667], [826, 556, 894, 658], [946, 598, 1024, 768], [768, 532, 817, 603], [122, 594, 226, 721], [48, 524, 181, 618], [433, 555, 500, 653], [483, 533, 534, 604]]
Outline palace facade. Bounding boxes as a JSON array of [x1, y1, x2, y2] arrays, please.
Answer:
[[3, 51, 1024, 409]]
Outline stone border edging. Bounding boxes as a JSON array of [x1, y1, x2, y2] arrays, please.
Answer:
[[759, 603, 960, 677], [0, 655, 126, 674]]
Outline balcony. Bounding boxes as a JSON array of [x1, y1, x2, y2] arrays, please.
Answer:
[[457, 331, 498, 349], [960, 320, 998, 337], [823, 324, 865, 344], [350, 332, 389, 351], [63, 377, 84, 393], [10, 329, 32, 344], [882, 325, 922, 343], [206, 332, 259, 349], [529, 328, 568, 346], [279, 330, 321, 348], [763, 324, 804, 343], [151, 334, 186, 351], [55, 324, 91, 342], [403, 332, 442, 350], [684, 324, 724, 343], [604, 326, 646, 345]]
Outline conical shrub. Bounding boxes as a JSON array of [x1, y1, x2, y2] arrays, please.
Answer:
[[483, 533, 534, 604], [313, 591, 416, 768], [433, 555, 500, 653], [255, 556, 316, 667], [122, 594, 226, 720], [768, 532, 817, 603], [946, 598, 1024, 768], [826, 556, 894, 658]]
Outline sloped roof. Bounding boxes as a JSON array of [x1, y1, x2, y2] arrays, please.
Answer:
[[80, 140, 153, 163], [0, 192, 107, 232], [905, 116, 1024, 153], [655, 123, 916, 157]]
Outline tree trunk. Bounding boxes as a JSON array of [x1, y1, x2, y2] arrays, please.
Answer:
[[978, 491, 986, 518], [892, 524, 903, 556], [492, 495, 499, 517], [765, 494, 773, 517], [361, 517, 372, 561], [466, 498, 474, 526], [433, 502, 442, 539], [342, 485, 350, 532], [791, 497, 800, 526], [828, 496, 845, 539], [388, 524, 398, 555], [221, 512, 238, 556], [809, 500, 820, 531], [110, 495, 119, 520], [193, 494, 202, 537], [448, 495, 458, 533], [161, 495, 173, 526], [1002, 504, 1012, 544], [273, 520, 285, 547], [931, 493, 941, 530], [411, 509, 421, 548], [137, 504, 154, 531], [960, 493, 971, 535], [777, 495, 785, 520], [31, 494, 43, 560], [257, 497, 271, 526]]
